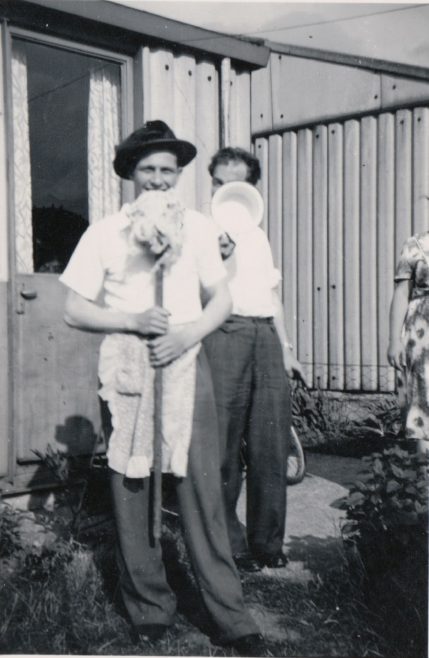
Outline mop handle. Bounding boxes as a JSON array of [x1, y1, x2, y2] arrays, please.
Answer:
[[153, 265, 164, 540]]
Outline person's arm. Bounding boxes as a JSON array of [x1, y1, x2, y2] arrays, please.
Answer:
[[387, 279, 411, 370], [148, 279, 232, 367], [64, 289, 170, 336], [272, 290, 307, 383]]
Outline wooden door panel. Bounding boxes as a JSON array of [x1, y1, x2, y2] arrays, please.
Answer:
[[15, 273, 102, 461]]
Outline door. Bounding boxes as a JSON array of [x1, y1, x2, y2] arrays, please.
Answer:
[[9, 35, 129, 463]]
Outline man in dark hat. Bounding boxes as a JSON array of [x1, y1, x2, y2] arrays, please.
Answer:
[[59, 122, 263, 654]]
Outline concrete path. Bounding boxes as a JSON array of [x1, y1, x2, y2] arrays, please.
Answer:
[[286, 453, 362, 540], [231, 453, 364, 645], [236, 453, 363, 580]]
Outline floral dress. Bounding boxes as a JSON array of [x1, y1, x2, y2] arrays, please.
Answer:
[[395, 231, 429, 440]]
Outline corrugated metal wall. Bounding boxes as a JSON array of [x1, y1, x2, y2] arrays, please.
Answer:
[[254, 106, 429, 392], [135, 46, 251, 216]]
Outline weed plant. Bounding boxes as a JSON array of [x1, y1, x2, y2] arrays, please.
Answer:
[[0, 503, 23, 558], [292, 385, 402, 455], [32, 444, 111, 536]]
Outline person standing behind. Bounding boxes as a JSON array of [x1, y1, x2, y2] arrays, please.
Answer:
[[204, 147, 305, 573], [60, 123, 263, 654], [388, 230, 429, 448]]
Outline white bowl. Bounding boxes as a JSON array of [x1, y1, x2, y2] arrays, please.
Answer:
[[211, 181, 264, 237]]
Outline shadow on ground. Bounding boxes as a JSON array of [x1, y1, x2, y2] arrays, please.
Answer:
[[305, 452, 362, 488], [286, 534, 345, 574]]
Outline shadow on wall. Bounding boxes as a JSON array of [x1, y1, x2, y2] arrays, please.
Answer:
[[26, 415, 103, 510], [55, 415, 100, 456]]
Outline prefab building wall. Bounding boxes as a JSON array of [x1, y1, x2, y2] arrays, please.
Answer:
[[0, 0, 260, 488], [135, 46, 251, 215], [251, 51, 429, 393]]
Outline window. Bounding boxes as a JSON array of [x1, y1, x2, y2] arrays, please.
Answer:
[[11, 37, 123, 273]]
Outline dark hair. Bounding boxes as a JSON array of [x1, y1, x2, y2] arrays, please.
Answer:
[[208, 147, 261, 185]]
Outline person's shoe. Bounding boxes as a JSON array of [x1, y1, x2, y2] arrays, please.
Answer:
[[233, 552, 262, 573], [131, 623, 169, 644], [257, 551, 288, 569], [229, 632, 268, 656]]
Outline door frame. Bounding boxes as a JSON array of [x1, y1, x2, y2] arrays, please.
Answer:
[[4, 23, 134, 482]]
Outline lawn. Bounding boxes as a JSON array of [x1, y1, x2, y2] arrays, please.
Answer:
[[0, 502, 383, 657], [2, 427, 426, 658]]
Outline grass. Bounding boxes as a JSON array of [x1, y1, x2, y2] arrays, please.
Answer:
[[242, 569, 383, 657], [0, 505, 384, 657]]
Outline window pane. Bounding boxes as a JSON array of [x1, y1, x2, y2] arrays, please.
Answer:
[[12, 39, 121, 273]]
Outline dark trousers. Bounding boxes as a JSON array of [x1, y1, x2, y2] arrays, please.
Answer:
[[204, 315, 291, 558], [109, 348, 258, 643]]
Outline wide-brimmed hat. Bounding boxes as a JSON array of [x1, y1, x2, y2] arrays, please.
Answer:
[[113, 120, 197, 179]]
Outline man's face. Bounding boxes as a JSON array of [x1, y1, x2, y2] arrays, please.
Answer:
[[211, 160, 249, 196], [132, 151, 181, 193]]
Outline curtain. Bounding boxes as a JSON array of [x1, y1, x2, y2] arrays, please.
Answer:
[[88, 65, 121, 223], [12, 41, 33, 273]]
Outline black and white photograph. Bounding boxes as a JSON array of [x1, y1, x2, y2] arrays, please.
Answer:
[[0, 1, 428, 656]]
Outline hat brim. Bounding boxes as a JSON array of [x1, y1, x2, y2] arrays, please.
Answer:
[[114, 138, 197, 179]]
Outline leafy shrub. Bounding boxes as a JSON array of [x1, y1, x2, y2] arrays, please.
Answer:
[[341, 445, 428, 552], [341, 445, 428, 657], [0, 503, 23, 558]]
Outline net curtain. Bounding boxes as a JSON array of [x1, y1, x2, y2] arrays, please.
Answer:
[[11, 41, 33, 274], [87, 63, 121, 224]]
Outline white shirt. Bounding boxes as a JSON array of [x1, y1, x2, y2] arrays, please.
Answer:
[[222, 226, 281, 317], [60, 203, 226, 325]]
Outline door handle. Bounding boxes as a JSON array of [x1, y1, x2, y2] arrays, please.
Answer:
[[17, 286, 38, 313], [20, 289, 38, 300]]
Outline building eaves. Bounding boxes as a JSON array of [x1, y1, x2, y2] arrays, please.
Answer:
[[266, 40, 429, 82], [2, 0, 270, 68]]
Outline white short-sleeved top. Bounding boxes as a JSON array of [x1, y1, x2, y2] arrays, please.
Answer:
[[60, 204, 226, 325], [223, 226, 281, 317]]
